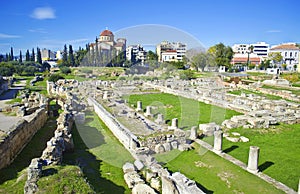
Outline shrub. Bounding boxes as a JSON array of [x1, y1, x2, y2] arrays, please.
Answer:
[[60, 66, 71, 74], [48, 74, 64, 82]]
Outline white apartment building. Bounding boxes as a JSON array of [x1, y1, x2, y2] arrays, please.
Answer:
[[126, 45, 147, 64], [269, 43, 299, 70], [232, 42, 269, 58], [156, 41, 186, 62]]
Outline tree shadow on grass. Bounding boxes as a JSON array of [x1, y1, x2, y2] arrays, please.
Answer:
[[223, 145, 239, 154], [258, 161, 274, 172], [63, 123, 126, 193]]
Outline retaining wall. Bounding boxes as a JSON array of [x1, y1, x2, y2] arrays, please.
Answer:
[[87, 97, 138, 154], [0, 108, 48, 169]]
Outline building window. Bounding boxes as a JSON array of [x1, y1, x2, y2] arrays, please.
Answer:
[[295, 52, 297, 58], [285, 52, 287, 57], [290, 52, 292, 57]]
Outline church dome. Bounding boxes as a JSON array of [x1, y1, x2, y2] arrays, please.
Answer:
[[100, 29, 113, 36]]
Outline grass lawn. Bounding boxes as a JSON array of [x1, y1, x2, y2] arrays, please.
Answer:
[[204, 123, 300, 191], [63, 111, 134, 194], [163, 143, 283, 194], [128, 93, 241, 129]]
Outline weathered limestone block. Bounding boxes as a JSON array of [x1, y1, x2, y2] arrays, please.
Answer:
[[150, 177, 161, 191], [144, 106, 153, 117], [189, 126, 198, 140], [161, 176, 179, 194], [132, 183, 157, 194], [155, 114, 164, 124], [168, 118, 178, 130], [247, 117, 269, 128], [222, 120, 238, 129], [136, 101, 143, 112], [240, 136, 249, 142], [171, 172, 205, 194], [146, 171, 157, 182], [134, 160, 144, 171], [124, 171, 144, 189], [170, 141, 178, 149], [123, 162, 135, 173], [247, 146, 260, 173], [199, 122, 220, 136], [163, 142, 172, 152], [155, 144, 165, 153]]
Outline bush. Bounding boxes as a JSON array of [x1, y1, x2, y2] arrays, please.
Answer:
[[60, 66, 71, 74], [48, 74, 64, 82]]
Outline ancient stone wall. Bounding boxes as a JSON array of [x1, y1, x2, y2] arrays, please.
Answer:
[[0, 108, 48, 169], [87, 97, 139, 153]]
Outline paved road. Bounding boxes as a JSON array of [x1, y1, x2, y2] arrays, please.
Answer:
[[0, 82, 25, 132]]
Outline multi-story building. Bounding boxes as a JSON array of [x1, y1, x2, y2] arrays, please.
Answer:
[[156, 41, 186, 62], [231, 53, 261, 65], [232, 42, 269, 58], [269, 43, 299, 70], [41, 49, 56, 61], [126, 45, 147, 64]]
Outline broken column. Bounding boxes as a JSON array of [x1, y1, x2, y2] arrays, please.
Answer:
[[144, 106, 153, 117], [189, 126, 198, 140], [247, 146, 260, 173], [168, 118, 178, 130], [213, 130, 223, 153], [136, 101, 142, 112]]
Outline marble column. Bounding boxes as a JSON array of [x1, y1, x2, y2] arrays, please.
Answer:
[[247, 146, 260, 173]]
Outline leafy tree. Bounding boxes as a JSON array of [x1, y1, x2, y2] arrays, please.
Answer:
[[19, 50, 22, 63], [36, 47, 42, 64], [147, 50, 158, 61], [282, 64, 287, 70], [31, 48, 35, 61], [179, 69, 195, 80], [192, 52, 209, 71], [209, 43, 233, 68], [268, 52, 283, 65], [62, 44, 68, 65], [68, 45, 75, 66], [25, 49, 30, 61]]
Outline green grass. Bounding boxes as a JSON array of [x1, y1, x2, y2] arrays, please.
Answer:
[[63, 111, 133, 193], [128, 93, 241, 129], [203, 124, 300, 190], [164, 143, 283, 194]]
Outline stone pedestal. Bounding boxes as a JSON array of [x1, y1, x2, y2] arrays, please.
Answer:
[[213, 130, 223, 153], [298, 179, 300, 194], [144, 106, 153, 117], [155, 114, 164, 124], [136, 101, 142, 112], [103, 91, 108, 99], [247, 146, 260, 173]]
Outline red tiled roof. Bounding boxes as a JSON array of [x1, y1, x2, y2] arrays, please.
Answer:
[[100, 29, 113, 36], [270, 44, 299, 50]]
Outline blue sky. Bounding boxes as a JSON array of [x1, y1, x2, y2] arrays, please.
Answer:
[[0, 0, 299, 54]]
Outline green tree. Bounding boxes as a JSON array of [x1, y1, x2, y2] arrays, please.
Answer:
[[10, 47, 14, 61], [36, 47, 42, 64], [147, 50, 158, 61], [25, 49, 30, 61], [192, 52, 209, 72], [268, 52, 283, 66], [19, 50, 22, 63], [62, 44, 68, 65], [68, 45, 75, 66], [209, 43, 233, 68], [48, 74, 64, 82], [282, 64, 287, 70], [31, 48, 35, 61], [60, 66, 71, 74]]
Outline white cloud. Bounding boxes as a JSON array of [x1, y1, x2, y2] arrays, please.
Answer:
[[31, 7, 56, 20], [0, 33, 21, 39], [28, 28, 48, 33], [266, 30, 281, 33]]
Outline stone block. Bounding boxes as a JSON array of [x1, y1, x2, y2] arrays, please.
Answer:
[[170, 141, 178, 149], [123, 162, 135, 173], [199, 123, 220, 136], [132, 183, 157, 194], [134, 160, 144, 171], [163, 142, 172, 152], [155, 144, 165, 153]]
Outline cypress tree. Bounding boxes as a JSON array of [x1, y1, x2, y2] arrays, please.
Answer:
[[68, 45, 75, 66], [37, 47, 42, 64], [10, 47, 14, 61], [62, 44, 68, 65], [31, 48, 35, 62], [5, 53, 8, 62], [19, 50, 22, 63], [26, 49, 30, 61]]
